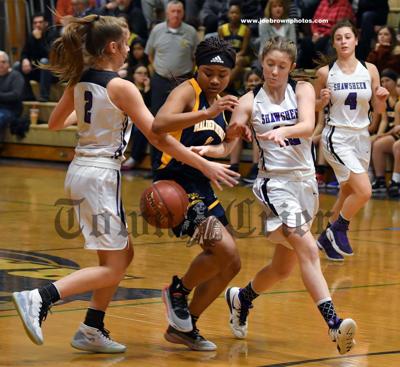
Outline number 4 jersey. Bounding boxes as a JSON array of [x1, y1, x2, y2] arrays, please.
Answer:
[[251, 80, 315, 178], [326, 61, 372, 129], [74, 69, 132, 165]]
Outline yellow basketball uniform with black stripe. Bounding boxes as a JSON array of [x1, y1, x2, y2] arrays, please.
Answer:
[[219, 23, 247, 53], [153, 78, 229, 232]]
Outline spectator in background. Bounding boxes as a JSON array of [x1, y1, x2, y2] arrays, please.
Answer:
[[297, 0, 355, 69], [200, 0, 228, 35], [141, 0, 167, 29], [218, 2, 251, 93], [367, 26, 400, 74], [371, 69, 398, 140], [356, 0, 389, 61], [122, 64, 151, 170], [95, 0, 148, 40], [0, 51, 24, 145], [145, 0, 197, 117], [258, 0, 296, 56], [127, 38, 150, 77], [370, 70, 400, 195], [19, 13, 58, 101], [55, 0, 96, 24], [390, 135, 400, 197]]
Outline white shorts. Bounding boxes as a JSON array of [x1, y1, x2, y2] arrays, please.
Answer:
[[322, 125, 370, 183], [64, 161, 128, 250], [253, 177, 319, 248]]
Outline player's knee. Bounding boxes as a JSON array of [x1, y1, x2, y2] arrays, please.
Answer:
[[358, 184, 372, 202]]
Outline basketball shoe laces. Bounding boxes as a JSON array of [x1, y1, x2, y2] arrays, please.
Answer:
[[99, 327, 113, 342], [38, 302, 51, 326], [189, 326, 207, 341], [171, 291, 189, 319], [238, 301, 253, 326]]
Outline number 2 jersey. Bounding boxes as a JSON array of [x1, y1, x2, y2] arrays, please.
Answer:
[[326, 61, 372, 129], [252, 80, 314, 178], [73, 69, 132, 169]]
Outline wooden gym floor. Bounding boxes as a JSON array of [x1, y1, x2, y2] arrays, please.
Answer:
[[0, 159, 399, 367]]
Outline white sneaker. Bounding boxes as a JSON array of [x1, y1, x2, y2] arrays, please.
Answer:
[[71, 323, 126, 354], [329, 318, 357, 354], [12, 289, 48, 345], [225, 287, 252, 339]]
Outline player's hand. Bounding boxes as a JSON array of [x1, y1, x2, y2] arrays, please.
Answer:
[[320, 88, 331, 107], [375, 86, 389, 101], [205, 95, 239, 119], [226, 121, 252, 142], [257, 127, 287, 147], [201, 161, 240, 190]]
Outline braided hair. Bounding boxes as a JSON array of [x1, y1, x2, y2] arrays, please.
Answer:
[[195, 37, 236, 69]]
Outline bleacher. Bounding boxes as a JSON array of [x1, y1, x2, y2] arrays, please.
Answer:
[[0, 0, 399, 168]]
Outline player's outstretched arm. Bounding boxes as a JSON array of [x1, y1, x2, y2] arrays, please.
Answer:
[[257, 82, 315, 146], [189, 91, 253, 158], [109, 78, 240, 189], [151, 81, 239, 134]]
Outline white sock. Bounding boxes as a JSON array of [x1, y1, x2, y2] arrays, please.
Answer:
[[392, 172, 400, 183]]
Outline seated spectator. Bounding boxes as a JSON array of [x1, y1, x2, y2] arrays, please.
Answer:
[[371, 71, 400, 195], [95, 0, 148, 40], [122, 64, 151, 170], [356, 0, 389, 60], [19, 13, 58, 101], [200, 0, 228, 35], [390, 135, 400, 197], [370, 69, 398, 142], [127, 38, 150, 77], [55, 0, 96, 24], [297, 0, 355, 69], [0, 51, 25, 145], [258, 0, 296, 56], [229, 68, 262, 183], [218, 2, 251, 92], [366, 26, 400, 74]]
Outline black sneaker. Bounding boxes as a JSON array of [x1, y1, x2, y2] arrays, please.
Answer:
[[162, 276, 192, 332], [164, 325, 217, 351], [388, 180, 400, 198], [371, 177, 387, 193], [242, 164, 258, 184]]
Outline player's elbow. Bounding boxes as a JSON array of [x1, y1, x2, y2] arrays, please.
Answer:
[[152, 116, 171, 134]]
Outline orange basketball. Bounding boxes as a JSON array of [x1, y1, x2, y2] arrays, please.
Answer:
[[140, 180, 189, 228]]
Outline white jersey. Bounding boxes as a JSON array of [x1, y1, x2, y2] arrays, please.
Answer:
[[251, 81, 315, 179], [326, 61, 372, 129], [74, 69, 132, 169]]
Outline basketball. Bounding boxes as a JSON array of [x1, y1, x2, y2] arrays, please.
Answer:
[[140, 180, 189, 228]]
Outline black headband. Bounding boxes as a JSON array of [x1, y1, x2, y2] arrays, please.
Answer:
[[196, 50, 235, 69]]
